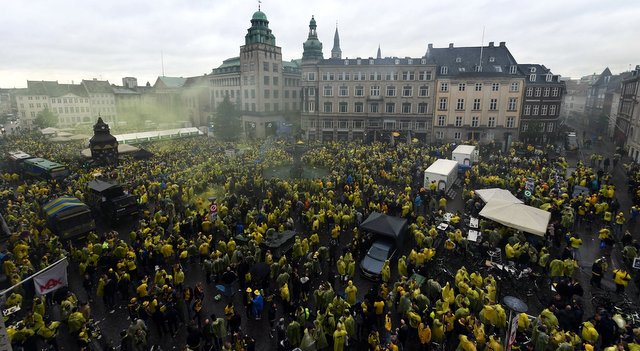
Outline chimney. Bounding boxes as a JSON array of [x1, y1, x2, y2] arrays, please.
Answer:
[[499, 42, 506, 47], [449, 43, 454, 48], [488, 42, 494, 47], [428, 43, 433, 49]]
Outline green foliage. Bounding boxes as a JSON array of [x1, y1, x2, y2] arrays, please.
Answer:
[[213, 95, 241, 140], [34, 107, 58, 128]]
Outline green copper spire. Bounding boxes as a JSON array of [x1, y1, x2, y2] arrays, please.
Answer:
[[245, 9, 276, 45], [302, 16, 323, 61]]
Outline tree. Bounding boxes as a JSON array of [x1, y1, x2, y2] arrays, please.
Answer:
[[213, 95, 241, 140], [34, 107, 58, 128]]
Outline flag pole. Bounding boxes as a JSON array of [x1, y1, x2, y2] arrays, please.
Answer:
[[0, 256, 68, 296]]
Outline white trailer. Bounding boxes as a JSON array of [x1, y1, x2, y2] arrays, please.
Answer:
[[452, 145, 479, 166], [424, 159, 458, 192]]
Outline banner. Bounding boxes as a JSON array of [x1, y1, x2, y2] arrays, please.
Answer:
[[33, 259, 68, 296]]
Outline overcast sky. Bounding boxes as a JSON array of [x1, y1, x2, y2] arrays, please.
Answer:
[[2, 0, 639, 88]]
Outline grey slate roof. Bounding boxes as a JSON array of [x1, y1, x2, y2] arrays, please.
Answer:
[[82, 79, 113, 94], [425, 43, 519, 76]]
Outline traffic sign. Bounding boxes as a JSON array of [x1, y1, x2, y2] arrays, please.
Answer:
[[524, 190, 532, 198], [210, 204, 218, 214]]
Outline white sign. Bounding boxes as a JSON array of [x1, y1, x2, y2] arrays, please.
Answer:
[[209, 204, 218, 215], [33, 259, 69, 296], [1, 306, 19, 317], [633, 257, 640, 270]]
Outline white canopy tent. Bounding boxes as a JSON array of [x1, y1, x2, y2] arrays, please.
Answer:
[[475, 188, 523, 204], [479, 200, 551, 236]]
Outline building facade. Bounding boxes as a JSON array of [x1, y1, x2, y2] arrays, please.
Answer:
[[617, 65, 640, 162], [16, 80, 116, 128], [428, 42, 523, 145], [208, 10, 301, 138], [300, 17, 436, 143], [517, 64, 565, 144], [559, 78, 589, 124]]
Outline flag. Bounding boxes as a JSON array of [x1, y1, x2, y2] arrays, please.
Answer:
[[33, 259, 69, 296]]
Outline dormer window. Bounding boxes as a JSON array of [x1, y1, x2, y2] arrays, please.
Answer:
[[441, 66, 448, 75], [489, 57, 495, 62], [369, 59, 374, 65], [530, 67, 536, 73], [421, 58, 427, 64], [357, 59, 361, 65], [509, 65, 517, 74], [344, 60, 349, 65], [395, 59, 400, 65], [408, 59, 413, 64], [546, 74, 552, 82], [530, 74, 536, 82], [455, 57, 462, 63]]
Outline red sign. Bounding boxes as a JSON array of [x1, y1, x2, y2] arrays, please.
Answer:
[[210, 204, 218, 214], [38, 279, 63, 293]]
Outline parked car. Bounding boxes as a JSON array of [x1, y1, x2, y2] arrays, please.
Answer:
[[360, 239, 397, 280]]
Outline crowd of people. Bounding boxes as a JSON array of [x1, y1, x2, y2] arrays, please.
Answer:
[[0, 131, 639, 351]]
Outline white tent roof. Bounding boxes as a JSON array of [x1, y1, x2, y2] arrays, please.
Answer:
[[40, 127, 58, 135], [80, 144, 140, 158], [452, 145, 476, 154], [475, 188, 523, 204], [479, 200, 551, 236]]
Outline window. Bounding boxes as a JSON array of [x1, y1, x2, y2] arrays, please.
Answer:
[[308, 72, 316, 81], [370, 103, 379, 113], [353, 120, 364, 128], [471, 116, 479, 127], [489, 57, 495, 62], [492, 83, 500, 91], [541, 105, 548, 115], [510, 65, 517, 74], [339, 86, 348, 97], [386, 103, 395, 113], [419, 71, 432, 80], [418, 103, 429, 114], [264, 76, 270, 85], [344, 73, 350, 80], [308, 101, 315, 112], [386, 86, 396, 96], [263, 62, 269, 71], [454, 132, 461, 140], [526, 87, 533, 97], [308, 87, 315, 96], [489, 98, 497, 110], [273, 77, 279, 86], [437, 115, 445, 126], [506, 116, 515, 128], [546, 74, 552, 82], [543, 88, 550, 97], [535, 88, 541, 97], [475, 83, 482, 91], [323, 120, 333, 128], [508, 97, 517, 111], [370, 86, 380, 96], [530, 74, 536, 82], [440, 66, 448, 75], [403, 86, 412, 97], [338, 120, 348, 129], [524, 105, 531, 115], [324, 102, 333, 113], [552, 88, 559, 97], [440, 82, 449, 92], [264, 89, 270, 98], [549, 105, 557, 115], [456, 98, 465, 110], [521, 123, 528, 132], [473, 99, 481, 110], [510, 82, 519, 92], [402, 71, 415, 80], [324, 86, 333, 96], [402, 103, 411, 113], [419, 86, 429, 97], [455, 116, 463, 127], [284, 90, 289, 98], [439, 98, 448, 110], [435, 131, 444, 139], [458, 83, 466, 91], [244, 90, 249, 99], [272, 63, 278, 72], [273, 90, 279, 99], [339, 102, 348, 113], [456, 57, 462, 63], [547, 123, 554, 132], [532, 105, 539, 115], [355, 102, 364, 113], [355, 86, 364, 96], [488, 116, 496, 127]]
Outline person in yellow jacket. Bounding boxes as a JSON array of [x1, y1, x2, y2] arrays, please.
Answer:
[[613, 268, 631, 293], [581, 321, 598, 344], [381, 260, 391, 283], [418, 321, 431, 348], [333, 324, 348, 351], [345, 281, 357, 306], [486, 335, 502, 351]]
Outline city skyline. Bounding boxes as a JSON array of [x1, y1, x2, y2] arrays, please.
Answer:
[[2, 0, 639, 88]]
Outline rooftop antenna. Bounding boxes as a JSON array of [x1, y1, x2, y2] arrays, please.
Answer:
[[161, 50, 165, 77], [478, 26, 485, 71]]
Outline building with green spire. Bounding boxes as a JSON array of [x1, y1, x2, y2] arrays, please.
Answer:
[[208, 8, 301, 139]]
